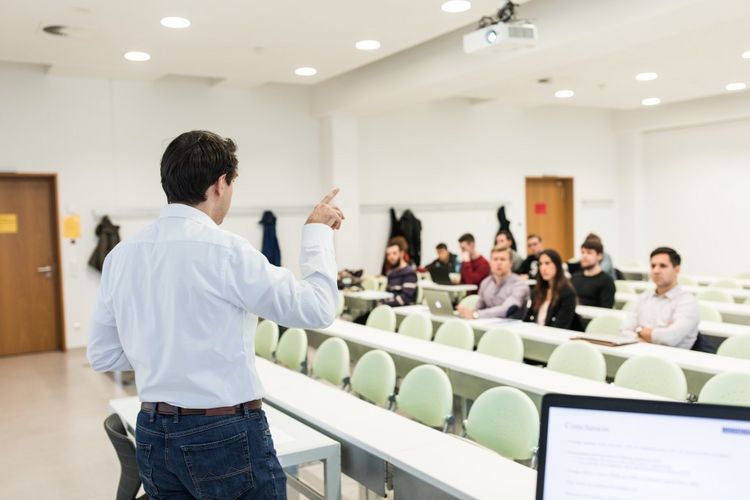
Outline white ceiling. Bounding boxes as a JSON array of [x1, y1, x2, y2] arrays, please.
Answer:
[[2, 0, 750, 111]]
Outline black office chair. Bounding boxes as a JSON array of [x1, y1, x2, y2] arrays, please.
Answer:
[[103, 414, 148, 500]]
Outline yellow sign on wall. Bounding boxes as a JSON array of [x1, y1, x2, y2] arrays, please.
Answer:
[[63, 215, 81, 239], [0, 213, 18, 234]]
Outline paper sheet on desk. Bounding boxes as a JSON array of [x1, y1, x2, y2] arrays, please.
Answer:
[[269, 425, 295, 445]]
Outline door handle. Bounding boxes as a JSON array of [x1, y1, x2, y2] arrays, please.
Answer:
[[37, 265, 53, 278]]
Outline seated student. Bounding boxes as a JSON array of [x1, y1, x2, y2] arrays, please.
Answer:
[[524, 249, 582, 331], [585, 233, 617, 280], [621, 247, 699, 349], [570, 238, 616, 308], [458, 233, 490, 289], [426, 242, 459, 285], [457, 246, 529, 320], [382, 235, 410, 275], [495, 230, 524, 273], [518, 234, 544, 280], [381, 238, 418, 307]]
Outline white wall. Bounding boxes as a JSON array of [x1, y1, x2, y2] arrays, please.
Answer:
[[356, 99, 620, 274], [0, 62, 321, 348]]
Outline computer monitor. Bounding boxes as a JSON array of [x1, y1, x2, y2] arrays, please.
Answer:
[[536, 394, 750, 500]]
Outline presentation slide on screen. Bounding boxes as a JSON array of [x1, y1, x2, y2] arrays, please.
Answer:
[[542, 407, 750, 500]]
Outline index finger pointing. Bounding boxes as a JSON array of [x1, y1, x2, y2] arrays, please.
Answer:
[[320, 187, 340, 205]]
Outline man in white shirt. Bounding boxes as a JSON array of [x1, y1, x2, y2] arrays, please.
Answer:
[[621, 247, 699, 349], [87, 130, 343, 499]]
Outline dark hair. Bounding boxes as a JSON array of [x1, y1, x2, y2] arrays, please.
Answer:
[[496, 230, 514, 243], [436, 243, 448, 250], [458, 233, 475, 244], [581, 238, 604, 255], [531, 249, 575, 312], [161, 130, 239, 205], [650, 247, 681, 267], [527, 233, 542, 242], [388, 237, 407, 252]]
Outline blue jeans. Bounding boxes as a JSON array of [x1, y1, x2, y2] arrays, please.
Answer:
[[135, 406, 286, 499]]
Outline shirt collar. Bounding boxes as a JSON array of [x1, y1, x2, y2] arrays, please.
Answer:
[[159, 204, 217, 227], [651, 284, 681, 300]]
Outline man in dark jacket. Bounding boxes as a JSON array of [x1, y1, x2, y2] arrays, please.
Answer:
[[426, 243, 459, 285], [382, 238, 418, 307]]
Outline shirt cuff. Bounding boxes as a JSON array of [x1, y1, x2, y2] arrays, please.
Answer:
[[302, 223, 334, 247]]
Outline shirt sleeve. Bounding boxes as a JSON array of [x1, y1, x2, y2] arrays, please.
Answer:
[[383, 269, 418, 307], [87, 259, 133, 372], [224, 223, 338, 328], [477, 280, 530, 319], [651, 293, 700, 347], [549, 289, 579, 330], [600, 276, 616, 309]]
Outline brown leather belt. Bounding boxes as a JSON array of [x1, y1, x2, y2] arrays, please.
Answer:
[[141, 399, 262, 417]]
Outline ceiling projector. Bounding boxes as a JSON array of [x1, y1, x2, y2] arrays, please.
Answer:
[[463, 22, 537, 54]]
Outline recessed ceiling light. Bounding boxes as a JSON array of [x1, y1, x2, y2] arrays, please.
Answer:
[[641, 97, 661, 106], [355, 40, 381, 51], [635, 72, 658, 81], [124, 51, 150, 62], [441, 1, 471, 13], [160, 17, 191, 29], [742, 51, 750, 59], [554, 89, 575, 99], [726, 82, 747, 92], [294, 67, 317, 77]]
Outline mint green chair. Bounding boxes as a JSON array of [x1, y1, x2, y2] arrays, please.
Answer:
[[614, 281, 636, 294], [397, 314, 433, 341], [476, 328, 524, 362], [255, 320, 279, 360], [348, 350, 396, 407], [699, 302, 723, 322], [584, 315, 623, 336], [393, 365, 454, 430], [614, 355, 687, 400], [717, 335, 750, 360], [458, 294, 479, 310], [361, 276, 378, 291], [679, 276, 698, 286], [698, 372, 750, 407], [736, 273, 750, 280], [276, 328, 308, 373], [711, 279, 741, 290], [312, 337, 350, 387], [463, 387, 540, 460], [366, 304, 397, 332], [433, 318, 474, 351], [622, 301, 637, 312], [745, 296, 750, 306], [547, 341, 607, 382], [697, 289, 734, 304], [336, 291, 345, 317]]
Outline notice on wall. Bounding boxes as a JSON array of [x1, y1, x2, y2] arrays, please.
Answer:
[[0, 213, 18, 234], [63, 215, 81, 239], [534, 203, 547, 215]]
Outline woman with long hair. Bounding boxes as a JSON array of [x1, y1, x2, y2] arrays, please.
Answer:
[[524, 249, 583, 331]]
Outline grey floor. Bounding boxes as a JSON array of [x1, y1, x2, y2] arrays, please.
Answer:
[[0, 348, 373, 500]]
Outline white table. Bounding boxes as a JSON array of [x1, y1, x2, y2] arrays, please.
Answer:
[[309, 320, 670, 405], [256, 357, 536, 500], [342, 290, 394, 301], [620, 280, 750, 303], [615, 292, 750, 325], [109, 397, 341, 500], [394, 305, 750, 394], [577, 305, 750, 342], [418, 282, 478, 292], [619, 265, 750, 289]]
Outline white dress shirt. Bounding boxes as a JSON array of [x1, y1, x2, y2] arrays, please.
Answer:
[[87, 204, 338, 407], [621, 285, 699, 349]]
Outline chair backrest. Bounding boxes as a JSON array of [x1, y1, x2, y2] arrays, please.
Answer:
[[376, 276, 388, 291], [717, 335, 750, 360], [397, 314, 433, 341], [457, 294, 479, 310], [679, 275, 698, 286], [697, 288, 734, 304], [546, 341, 607, 382], [366, 304, 397, 332], [312, 337, 350, 386], [614, 280, 636, 294], [622, 301, 637, 312], [350, 349, 397, 406], [614, 355, 687, 400], [584, 315, 623, 336], [698, 372, 750, 407], [745, 296, 750, 306], [711, 279, 741, 290], [416, 283, 425, 305], [699, 302, 723, 322], [336, 291, 345, 317], [361, 276, 378, 291], [464, 387, 540, 460], [433, 318, 474, 351], [103, 414, 143, 500], [275, 328, 308, 372], [476, 328, 524, 362], [396, 365, 453, 428], [255, 320, 279, 360], [736, 272, 750, 280]]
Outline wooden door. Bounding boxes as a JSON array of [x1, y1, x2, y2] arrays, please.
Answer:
[[0, 174, 65, 355], [525, 177, 575, 261]]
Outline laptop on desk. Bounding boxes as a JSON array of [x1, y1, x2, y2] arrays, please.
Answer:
[[424, 289, 458, 317], [536, 394, 750, 500]]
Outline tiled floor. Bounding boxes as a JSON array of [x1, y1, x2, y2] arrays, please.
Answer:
[[0, 348, 373, 500]]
